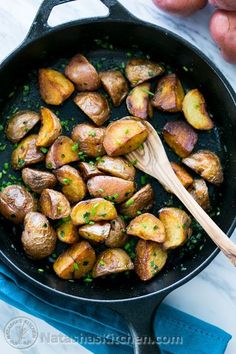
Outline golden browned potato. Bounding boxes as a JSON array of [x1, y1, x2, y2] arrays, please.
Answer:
[[54, 165, 87, 203], [188, 179, 211, 211], [152, 74, 185, 112], [74, 92, 110, 126], [0, 185, 37, 224], [71, 124, 105, 157], [103, 118, 148, 156], [22, 168, 57, 193], [40, 189, 71, 220], [99, 70, 128, 106], [183, 89, 214, 130], [119, 184, 154, 217], [182, 150, 223, 185], [92, 248, 134, 278], [71, 198, 117, 225], [78, 162, 103, 181], [171, 162, 193, 188], [87, 176, 135, 203], [53, 241, 96, 279], [11, 134, 45, 170], [46, 136, 79, 169], [78, 221, 111, 243], [5, 111, 40, 143], [39, 68, 74, 105], [126, 83, 153, 119], [56, 219, 79, 244], [96, 155, 136, 181], [127, 213, 166, 243], [159, 207, 192, 250], [163, 121, 198, 158], [135, 240, 168, 281], [36, 107, 62, 147], [65, 54, 100, 91], [22, 212, 56, 259], [105, 217, 128, 248], [125, 58, 164, 87]]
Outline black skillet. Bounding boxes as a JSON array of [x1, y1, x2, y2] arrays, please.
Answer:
[[0, 0, 236, 353]]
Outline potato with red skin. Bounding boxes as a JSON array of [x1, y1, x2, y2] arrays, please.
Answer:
[[36, 107, 62, 147], [152, 0, 207, 16], [56, 219, 79, 244], [78, 162, 103, 181], [188, 179, 211, 211], [22, 168, 57, 193], [78, 221, 111, 244], [105, 217, 128, 248], [125, 59, 164, 87], [46, 136, 79, 169], [40, 189, 71, 220], [170, 162, 193, 189], [96, 155, 136, 181], [6, 111, 40, 143], [100, 70, 128, 106], [126, 83, 153, 119], [209, 0, 236, 11]]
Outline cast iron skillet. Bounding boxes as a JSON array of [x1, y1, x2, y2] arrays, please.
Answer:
[[0, 0, 236, 352]]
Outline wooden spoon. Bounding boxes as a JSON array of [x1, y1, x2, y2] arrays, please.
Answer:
[[126, 121, 236, 266]]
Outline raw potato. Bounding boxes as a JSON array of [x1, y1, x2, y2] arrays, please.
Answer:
[[11, 134, 44, 170], [135, 240, 168, 281], [126, 83, 153, 119], [36, 107, 62, 147], [46, 136, 79, 169], [0, 185, 37, 224], [22, 168, 57, 193], [188, 179, 211, 211], [78, 162, 103, 180], [40, 189, 71, 220], [119, 184, 154, 217], [71, 198, 117, 225], [127, 213, 166, 243], [152, 0, 207, 16], [65, 54, 100, 91], [163, 121, 198, 158], [5, 111, 40, 143], [74, 92, 110, 126], [171, 162, 193, 188], [96, 155, 136, 181], [92, 248, 134, 278], [125, 58, 164, 87], [152, 74, 185, 112], [99, 70, 128, 106], [105, 217, 128, 248], [87, 176, 135, 203], [209, 0, 236, 11], [56, 219, 79, 244], [159, 207, 192, 250], [103, 118, 148, 156], [22, 212, 56, 259], [53, 241, 96, 279], [78, 221, 111, 243], [71, 124, 105, 157], [39, 68, 74, 105], [182, 89, 214, 130]]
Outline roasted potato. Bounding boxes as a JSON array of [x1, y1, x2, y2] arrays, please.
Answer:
[[40, 189, 71, 220], [159, 207, 192, 250], [126, 83, 153, 119], [152, 0, 207, 16], [53, 241, 96, 279], [54, 165, 87, 203], [46, 136, 79, 169], [11, 134, 45, 170], [22, 212, 56, 259], [22, 168, 57, 193], [0, 185, 37, 224], [127, 213, 166, 243], [78, 221, 111, 243], [103, 118, 148, 156], [105, 216, 128, 248], [171, 162, 193, 188], [5, 110, 40, 143], [36, 107, 62, 147], [92, 248, 134, 278], [56, 219, 79, 244], [152, 74, 185, 112], [65, 54, 100, 91], [163, 121, 198, 158], [135, 240, 168, 281], [71, 124, 105, 158], [71, 198, 117, 225], [182, 150, 223, 185], [39, 68, 74, 105], [188, 179, 211, 211], [96, 155, 135, 181], [99, 70, 128, 106], [78, 162, 103, 180], [125, 58, 164, 87], [182, 89, 214, 130]]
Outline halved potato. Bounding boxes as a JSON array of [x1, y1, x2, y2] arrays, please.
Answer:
[[78, 221, 111, 243], [126, 83, 153, 119], [5, 110, 40, 143], [103, 118, 148, 156], [78, 162, 103, 180], [96, 155, 135, 181], [99, 70, 128, 106], [159, 207, 192, 250], [71, 198, 117, 225], [125, 58, 164, 87], [171, 162, 193, 188], [135, 240, 168, 281], [71, 124, 105, 157], [188, 179, 211, 211], [92, 248, 134, 278], [39, 68, 74, 105], [105, 216, 128, 248], [127, 213, 166, 243], [182, 150, 223, 185], [183, 89, 214, 130], [22, 167, 57, 193], [152, 74, 185, 112], [163, 121, 198, 158], [56, 219, 79, 244], [46, 136, 79, 169], [40, 189, 71, 220], [53, 241, 96, 279], [36, 107, 62, 147]]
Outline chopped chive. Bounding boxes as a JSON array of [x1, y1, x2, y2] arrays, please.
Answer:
[[141, 88, 154, 96], [125, 198, 134, 206], [40, 147, 48, 154]]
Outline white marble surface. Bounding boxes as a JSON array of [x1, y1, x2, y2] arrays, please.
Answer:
[[0, 0, 235, 353]]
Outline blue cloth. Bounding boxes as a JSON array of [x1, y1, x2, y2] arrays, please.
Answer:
[[0, 262, 231, 354]]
